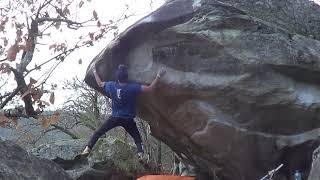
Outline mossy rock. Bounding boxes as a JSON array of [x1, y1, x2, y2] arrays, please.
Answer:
[[89, 136, 146, 175]]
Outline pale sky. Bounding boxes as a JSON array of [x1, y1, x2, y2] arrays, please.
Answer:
[[49, 0, 165, 108], [44, 1, 165, 83], [1, 0, 165, 109]]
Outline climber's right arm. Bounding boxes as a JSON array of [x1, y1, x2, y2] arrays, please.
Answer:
[[142, 69, 166, 92], [93, 66, 105, 88]]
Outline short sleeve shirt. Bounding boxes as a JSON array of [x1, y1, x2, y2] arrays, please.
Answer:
[[104, 81, 142, 119]]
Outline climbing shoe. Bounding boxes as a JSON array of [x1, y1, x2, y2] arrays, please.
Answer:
[[80, 146, 91, 158]]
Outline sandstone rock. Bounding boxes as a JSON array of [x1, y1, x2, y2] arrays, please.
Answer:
[[308, 146, 320, 180], [218, 0, 320, 41], [0, 139, 71, 180], [84, 0, 320, 179], [31, 137, 146, 180]]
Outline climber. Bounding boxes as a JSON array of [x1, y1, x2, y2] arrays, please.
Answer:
[[80, 63, 165, 160]]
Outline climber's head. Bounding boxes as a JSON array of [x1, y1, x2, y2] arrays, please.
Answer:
[[116, 64, 128, 83]]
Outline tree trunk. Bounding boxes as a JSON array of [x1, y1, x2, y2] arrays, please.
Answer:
[[11, 68, 37, 118]]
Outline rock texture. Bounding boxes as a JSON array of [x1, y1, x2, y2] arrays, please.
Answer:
[[85, 0, 320, 179], [31, 138, 146, 180], [308, 146, 320, 180], [0, 139, 71, 180], [219, 0, 320, 41]]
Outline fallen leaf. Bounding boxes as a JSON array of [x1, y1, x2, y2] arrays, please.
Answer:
[[11, 117, 18, 126], [50, 112, 60, 124], [49, 44, 56, 50], [79, 1, 84, 8], [31, 88, 43, 101], [41, 118, 50, 128], [49, 92, 55, 104], [30, 77, 37, 85], [11, 117, 20, 130], [110, 25, 117, 30], [16, 29, 22, 38], [54, 21, 61, 30], [0, 115, 9, 127], [94, 34, 103, 40], [15, 123, 20, 130], [7, 43, 19, 61], [89, 32, 94, 40], [0, 25, 4, 32], [63, 7, 70, 16], [93, 10, 98, 20]]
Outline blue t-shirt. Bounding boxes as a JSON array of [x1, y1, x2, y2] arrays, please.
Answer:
[[104, 81, 142, 119]]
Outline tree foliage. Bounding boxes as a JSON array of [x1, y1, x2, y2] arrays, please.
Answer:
[[62, 77, 110, 130]]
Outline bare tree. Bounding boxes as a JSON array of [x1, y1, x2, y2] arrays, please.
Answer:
[[62, 77, 110, 131], [0, 0, 131, 122], [2, 76, 109, 148]]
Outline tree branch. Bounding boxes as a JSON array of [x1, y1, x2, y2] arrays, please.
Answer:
[[0, 76, 9, 89], [0, 88, 20, 109], [36, 0, 55, 18], [9, 67, 37, 118], [19, 20, 37, 72], [25, 44, 84, 76], [36, 17, 82, 29], [50, 124, 79, 139], [0, 58, 7, 62], [0, 92, 11, 100]]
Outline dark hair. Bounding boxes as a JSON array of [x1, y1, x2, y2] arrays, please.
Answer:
[[116, 64, 128, 83]]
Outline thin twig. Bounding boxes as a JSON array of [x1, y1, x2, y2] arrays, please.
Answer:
[[36, 17, 81, 25], [25, 44, 84, 76], [0, 58, 7, 62], [0, 88, 20, 109], [36, 0, 55, 18]]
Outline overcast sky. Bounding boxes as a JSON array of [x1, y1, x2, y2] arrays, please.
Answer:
[[45, 0, 165, 84], [51, 0, 165, 108]]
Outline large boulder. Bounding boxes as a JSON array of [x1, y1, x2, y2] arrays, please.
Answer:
[[308, 146, 320, 180], [84, 0, 320, 179], [0, 139, 71, 180], [218, 0, 320, 41], [31, 137, 147, 180]]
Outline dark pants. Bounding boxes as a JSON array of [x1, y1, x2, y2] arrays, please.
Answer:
[[87, 117, 143, 153]]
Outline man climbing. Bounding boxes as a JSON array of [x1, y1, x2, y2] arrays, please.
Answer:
[[81, 63, 165, 160]]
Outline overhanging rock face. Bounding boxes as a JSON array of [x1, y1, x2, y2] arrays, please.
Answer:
[[85, 0, 320, 179]]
